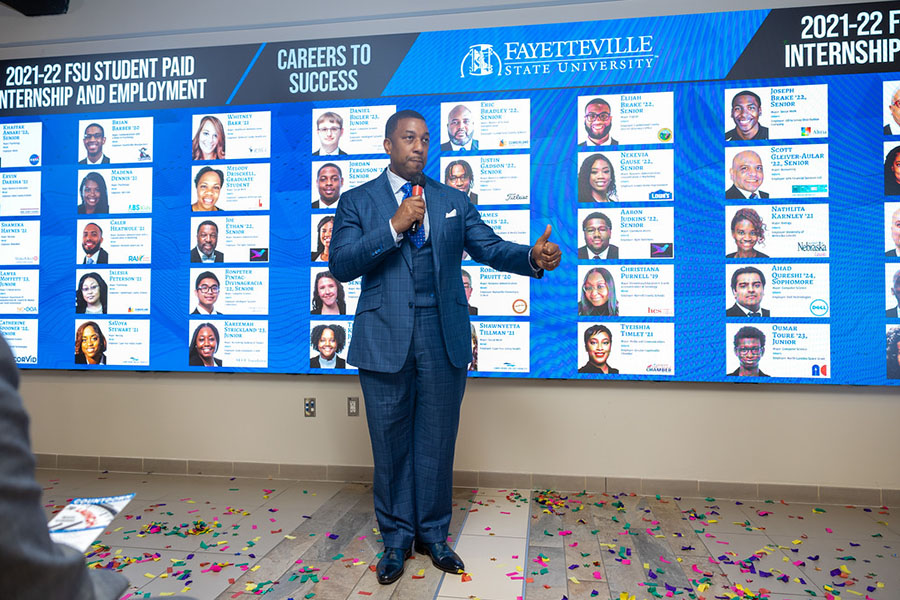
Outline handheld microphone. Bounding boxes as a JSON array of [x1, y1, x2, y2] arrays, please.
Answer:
[[409, 173, 426, 234]]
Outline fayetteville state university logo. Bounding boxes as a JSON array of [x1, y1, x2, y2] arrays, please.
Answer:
[[460, 44, 502, 78]]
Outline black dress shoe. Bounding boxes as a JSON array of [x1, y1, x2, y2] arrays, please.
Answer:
[[376, 547, 411, 585], [413, 540, 465, 573]]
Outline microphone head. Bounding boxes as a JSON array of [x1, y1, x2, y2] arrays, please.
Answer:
[[409, 173, 426, 187]]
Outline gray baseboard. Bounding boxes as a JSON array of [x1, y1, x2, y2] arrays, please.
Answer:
[[35, 453, 900, 507]]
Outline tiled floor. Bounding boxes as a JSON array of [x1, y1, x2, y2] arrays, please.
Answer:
[[36, 469, 898, 599]]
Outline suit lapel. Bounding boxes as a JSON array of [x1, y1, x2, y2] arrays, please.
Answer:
[[425, 179, 446, 278], [371, 170, 412, 271]]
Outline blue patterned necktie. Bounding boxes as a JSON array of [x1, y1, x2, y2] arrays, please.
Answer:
[[401, 182, 426, 248]]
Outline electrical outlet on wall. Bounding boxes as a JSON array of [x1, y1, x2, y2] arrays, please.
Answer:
[[347, 396, 359, 416], [304, 397, 316, 417]]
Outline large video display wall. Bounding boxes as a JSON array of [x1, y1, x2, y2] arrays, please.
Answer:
[[2, 2, 900, 383]]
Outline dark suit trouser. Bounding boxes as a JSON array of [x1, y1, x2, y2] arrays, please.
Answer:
[[358, 306, 467, 549]]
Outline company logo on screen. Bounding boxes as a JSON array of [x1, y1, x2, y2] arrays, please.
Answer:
[[797, 241, 827, 256], [646, 363, 672, 374], [492, 36, 656, 78], [649, 243, 673, 258], [14, 354, 37, 365], [809, 299, 828, 316], [28, 154, 39, 165], [811, 364, 828, 377], [649, 189, 672, 200], [460, 44, 502, 78], [249, 248, 269, 262]]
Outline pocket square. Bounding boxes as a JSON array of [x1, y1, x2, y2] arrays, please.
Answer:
[[445, 209, 457, 218]]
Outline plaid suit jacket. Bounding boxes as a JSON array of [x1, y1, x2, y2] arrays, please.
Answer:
[[330, 170, 538, 372]]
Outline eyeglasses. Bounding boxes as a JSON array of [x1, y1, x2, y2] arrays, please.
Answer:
[[82, 284, 99, 292], [197, 285, 220, 293], [583, 283, 608, 292], [584, 112, 611, 123], [736, 346, 762, 355], [447, 175, 470, 183], [583, 227, 610, 235], [83, 133, 103, 141], [318, 127, 341, 135]]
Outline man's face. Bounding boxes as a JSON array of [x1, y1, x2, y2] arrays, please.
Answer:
[[731, 94, 761, 139], [384, 117, 429, 180], [82, 224, 103, 255], [587, 332, 611, 366], [891, 88, 900, 126], [196, 277, 219, 310], [892, 208, 900, 249], [83, 125, 105, 159], [197, 224, 218, 256], [584, 102, 612, 143], [81, 179, 101, 209], [733, 272, 764, 311], [446, 106, 474, 146], [317, 167, 343, 204], [583, 218, 611, 254], [730, 151, 764, 193], [195, 171, 222, 211], [462, 274, 473, 302], [447, 164, 471, 193], [317, 118, 343, 152], [734, 337, 764, 371], [318, 328, 337, 360]]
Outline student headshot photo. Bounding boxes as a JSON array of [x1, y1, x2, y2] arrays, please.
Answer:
[[727, 208, 769, 258], [887, 206, 900, 257], [468, 323, 477, 372], [192, 115, 226, 160], [578, 211, 618, 259], [79, 123, 110, 164], [885, 145, 900, 196], [313, 163, 343, 208], [312, 216, 334, 263], [313, 112, 347, 156], [192, 271, 222, 315], [311, 270, 345, 315], [188, 322, 222, 367], [726, 150, 768, 199], [578, 153, 618, 203], [579, 324, 618, 374], [75, 272, 108, 314], [725, 90, 768, 141], [729, 326, 768, 376], [191, 166, 224, 212], [74, 321, 107, 365], [461, 269, 478, 315], [579, 267, 618, 316], [441, 104, 478, 152], [887, 270, 900, 317], [444, 159, 478, 203], [190, 220, 224, 263], [887, 327, 900, 379], [727, 266, 769, 317], [310, 323, 346, 368], [885, 84, 900, 135], [77, 172, 110, 215], [80, 222, 108, 264], [579, 97, 617, 146]]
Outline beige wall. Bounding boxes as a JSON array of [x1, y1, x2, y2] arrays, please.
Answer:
[[5, 0, 898, 490]]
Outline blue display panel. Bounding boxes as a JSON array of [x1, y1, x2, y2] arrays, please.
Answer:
[[2, 2, 900, 383]]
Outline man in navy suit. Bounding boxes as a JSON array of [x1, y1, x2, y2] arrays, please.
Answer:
[[330, 110, 560, 585]]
